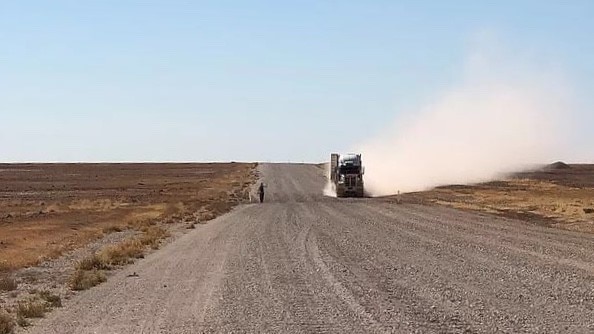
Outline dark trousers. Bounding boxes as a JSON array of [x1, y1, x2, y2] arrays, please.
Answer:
[[259, 192, 264, 203]]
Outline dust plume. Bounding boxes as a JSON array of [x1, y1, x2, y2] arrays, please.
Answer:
[[358, 41, 572, 196], [323, 181, 337, 197], [323, 164, 337, 197]]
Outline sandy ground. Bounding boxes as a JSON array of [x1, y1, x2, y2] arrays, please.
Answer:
[[21, 163, 594, 333]]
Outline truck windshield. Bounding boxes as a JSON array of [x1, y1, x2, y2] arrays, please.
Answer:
[[339, 165, 361, 174]]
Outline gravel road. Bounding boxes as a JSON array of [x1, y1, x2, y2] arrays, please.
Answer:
[[29, 164, 594, 333]]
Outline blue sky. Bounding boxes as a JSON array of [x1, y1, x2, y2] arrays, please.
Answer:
[[1, 1, 593, 162]]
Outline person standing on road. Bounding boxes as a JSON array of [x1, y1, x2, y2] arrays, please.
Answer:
[[258, 182, 265, 203]]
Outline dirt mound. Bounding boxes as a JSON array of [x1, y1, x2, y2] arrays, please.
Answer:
[[545, 161, 571, 170]]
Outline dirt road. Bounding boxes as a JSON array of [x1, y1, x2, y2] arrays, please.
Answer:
[[29, 164, 594, 333]]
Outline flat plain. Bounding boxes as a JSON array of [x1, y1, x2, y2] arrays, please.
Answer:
[[0, 163, 255, 271], [397, 163, 594, 234]]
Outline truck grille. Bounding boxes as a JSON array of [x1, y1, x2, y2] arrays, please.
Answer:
[[346, 176, 357, 187]]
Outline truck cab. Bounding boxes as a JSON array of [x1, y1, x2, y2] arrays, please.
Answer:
[[331, 153, 365, 197]]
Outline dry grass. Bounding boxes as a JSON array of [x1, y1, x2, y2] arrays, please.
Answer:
[[1, 164, 255, 301], [69, 269, 106, 291], [9, 291, 62, 327], [137, 226, 169, 249], [0, 277, 17, 292], [76, 254, 110, 271], [97, 240, 145, 266], [98, 226, 169, 265], [0, 310, 14, 334], [401, 176, 594, 234], [70, 225, 171, 290], [441, 179, 593, 223], [16, 300, 46, 319], [0, 163, 256, 272]]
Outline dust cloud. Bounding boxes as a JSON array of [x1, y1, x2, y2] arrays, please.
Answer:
[[358, 43, 572, 196], [323, 181, 337, 197], [323, 164, 337, 197]]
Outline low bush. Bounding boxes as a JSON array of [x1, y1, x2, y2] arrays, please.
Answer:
[[76, 254, 109, 271], [16, 300, 46, 319], [70, 269, 106, 291], [98, 240, 144, 266], [138, 226, 169, 249]]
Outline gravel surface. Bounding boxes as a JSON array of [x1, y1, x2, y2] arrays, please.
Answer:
[[27, 164, 594, 333]]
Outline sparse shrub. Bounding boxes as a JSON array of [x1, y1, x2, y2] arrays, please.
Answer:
[[90, 226, 170, 269], [70, 269, 106, 291], [102, 225, 123, 234], [98, 239, 144, 266], [16, 300, 46, 319], [127, 218, 155, 231], [138, 226, 169, 249], [76, 254, 109, 271], [38, 290, 62, 308], [67, 225, 173, 293], [0, 310, 15, 334], [0, 277, 17, 292]]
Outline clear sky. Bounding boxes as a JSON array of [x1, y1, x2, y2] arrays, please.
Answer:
[[1, 1, 593, 162]]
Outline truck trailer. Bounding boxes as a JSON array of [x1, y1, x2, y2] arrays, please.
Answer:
[[330, 153, 365, 197]]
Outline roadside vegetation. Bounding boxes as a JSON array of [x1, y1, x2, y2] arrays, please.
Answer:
[[0, 163, 257, 329], [70, 225, 169, 290], [0, 290, 63, 329], [70, 269, 107, 291]]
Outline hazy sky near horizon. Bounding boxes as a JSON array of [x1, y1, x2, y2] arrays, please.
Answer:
[[1, 1, 593, 162]]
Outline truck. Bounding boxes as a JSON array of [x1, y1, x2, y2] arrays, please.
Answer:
[[330, 153, 365, 197]]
